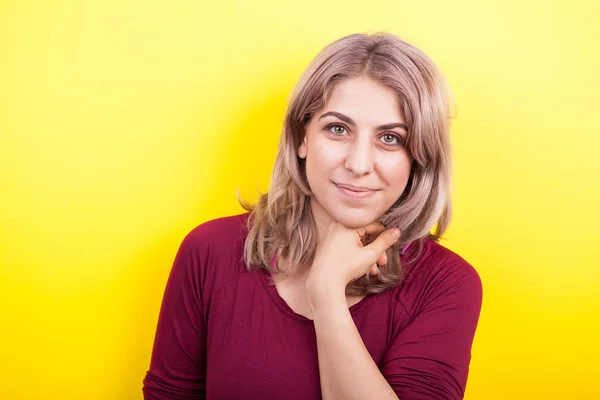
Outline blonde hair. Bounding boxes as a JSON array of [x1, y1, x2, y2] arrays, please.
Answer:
[[241, 32, 455, 295]]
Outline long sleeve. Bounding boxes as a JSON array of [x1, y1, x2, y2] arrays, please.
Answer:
[[142, 232, 207, 399], [381, 259, 483, 399]]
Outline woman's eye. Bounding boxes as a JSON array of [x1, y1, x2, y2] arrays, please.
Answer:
[[327, 124, 347, 136], [380, 133, 402, 146]]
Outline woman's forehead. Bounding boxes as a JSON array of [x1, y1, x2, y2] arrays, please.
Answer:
[[318, 78, 406, 127]]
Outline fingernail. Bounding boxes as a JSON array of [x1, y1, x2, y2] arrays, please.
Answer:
[[392, 229, 400, 240]]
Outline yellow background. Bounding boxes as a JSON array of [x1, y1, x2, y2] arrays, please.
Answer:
[[1, 0, 599, 399]]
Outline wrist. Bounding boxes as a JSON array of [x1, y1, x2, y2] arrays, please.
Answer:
[[309, 294, 349, 324], [306, 279, 346, 313], [306, 263, 346, 292]]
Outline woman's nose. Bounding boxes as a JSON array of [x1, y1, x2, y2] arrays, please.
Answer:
[[344, 136, 374, 176]]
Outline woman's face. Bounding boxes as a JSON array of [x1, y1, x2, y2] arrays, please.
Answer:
[[298, 75, 411, 229]]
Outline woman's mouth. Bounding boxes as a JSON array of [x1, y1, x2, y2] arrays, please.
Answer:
[[334, 183, 379, 199]]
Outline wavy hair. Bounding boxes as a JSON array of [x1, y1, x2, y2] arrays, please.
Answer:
[[240, 32, 455, 295]]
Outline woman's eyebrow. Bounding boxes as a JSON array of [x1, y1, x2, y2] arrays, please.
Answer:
[[318, 111, 408, 132]]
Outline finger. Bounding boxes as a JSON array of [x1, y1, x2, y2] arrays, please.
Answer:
[[364, 228, 400, 264], [376, 251, 387, 266], [364, 264, 377, 277], [356, 221, 385, 238], [369, 264, 379, 276]]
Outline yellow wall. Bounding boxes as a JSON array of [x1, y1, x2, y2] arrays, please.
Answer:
[[1, 1, 599, 399]]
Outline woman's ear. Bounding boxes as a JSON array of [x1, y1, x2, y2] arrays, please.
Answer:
[[298, 135, 307, 159]]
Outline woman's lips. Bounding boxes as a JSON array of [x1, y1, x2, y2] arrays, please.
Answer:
[[335, 183, 379, 199]]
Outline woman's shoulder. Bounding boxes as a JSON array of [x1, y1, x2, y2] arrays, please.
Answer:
[[167, 212, 253, 301], [174, 212, 251, 274], [402, 237, 481, 284], [393, 237, 483, 317], [180, 212, 251, 252]]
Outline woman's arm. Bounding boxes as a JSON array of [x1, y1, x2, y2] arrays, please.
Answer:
[[309, 261, 482, 400], [380, 261, 482, 399], [306, 221, 482, 399], [306, 221, 401, 399], [142, 231, 207, 399], [309, 287, 399, 399]]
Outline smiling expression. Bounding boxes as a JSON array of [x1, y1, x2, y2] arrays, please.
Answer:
[[298, 75, 412, 229]]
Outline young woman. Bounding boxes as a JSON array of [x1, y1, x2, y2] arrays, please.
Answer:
[[143, 32, 483, 400]]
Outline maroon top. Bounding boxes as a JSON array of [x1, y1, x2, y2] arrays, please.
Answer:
[[142, 212, 482, 399]]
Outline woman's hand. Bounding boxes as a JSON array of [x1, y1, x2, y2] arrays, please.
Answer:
[[305, 221, 400, 302]]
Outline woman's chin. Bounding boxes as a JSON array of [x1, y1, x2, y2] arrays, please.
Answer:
[[333, 213, 379, 229]]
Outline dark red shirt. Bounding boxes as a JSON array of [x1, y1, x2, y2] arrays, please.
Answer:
[[143, 212, 482, 399]]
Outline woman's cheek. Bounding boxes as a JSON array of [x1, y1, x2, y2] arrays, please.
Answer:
[[379, 151, 411, 176], [316, 139, 345, 167]]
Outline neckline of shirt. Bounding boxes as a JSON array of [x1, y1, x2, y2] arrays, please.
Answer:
[[258, 269, 386, 324], [258, 241, 417, 324]]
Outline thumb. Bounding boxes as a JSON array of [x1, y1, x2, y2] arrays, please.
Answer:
[[364, 228, 400, 262]]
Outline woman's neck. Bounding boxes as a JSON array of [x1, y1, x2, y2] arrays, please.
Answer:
[[309, 196, 334, 247]]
